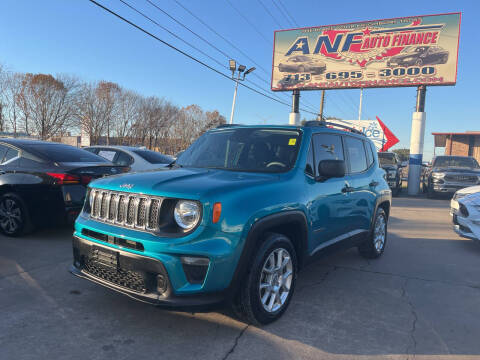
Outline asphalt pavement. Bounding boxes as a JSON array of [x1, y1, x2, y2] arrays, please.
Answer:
[[1, 196, 480, 360]]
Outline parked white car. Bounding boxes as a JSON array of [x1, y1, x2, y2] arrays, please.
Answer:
[[452, 190, 480, 241], [85, 146, 173, 172], [450, 185, 480, 216]]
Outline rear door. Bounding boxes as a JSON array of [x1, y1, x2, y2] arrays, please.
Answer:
[[344, 136, 376, 233]]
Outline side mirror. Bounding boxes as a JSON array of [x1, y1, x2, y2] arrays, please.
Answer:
[[316, 159, 346, 181]]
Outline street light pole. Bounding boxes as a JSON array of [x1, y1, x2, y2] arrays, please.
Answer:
[[229, 72, 240, 124], [228, 60, 255, 125]]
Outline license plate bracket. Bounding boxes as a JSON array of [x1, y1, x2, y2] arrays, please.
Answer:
[[90, 246, 119, 270]]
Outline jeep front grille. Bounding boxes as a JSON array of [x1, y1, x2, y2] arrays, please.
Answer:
[[89, 189, 163, 232]]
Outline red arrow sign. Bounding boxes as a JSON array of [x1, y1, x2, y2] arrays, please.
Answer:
[[376, 116, 399, 152]]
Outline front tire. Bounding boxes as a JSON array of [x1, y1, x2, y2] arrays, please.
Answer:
[[358, 208, 387, 259], [232, 233, 297, 325], [0, 192, 33, 237]]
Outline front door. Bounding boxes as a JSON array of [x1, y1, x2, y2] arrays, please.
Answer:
[[305, 133, 353, 254]]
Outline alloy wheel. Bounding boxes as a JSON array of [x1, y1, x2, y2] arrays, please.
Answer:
[[259, 248, 293, 313], [0, 198, 22, 234], [373, 214, 386, 252]]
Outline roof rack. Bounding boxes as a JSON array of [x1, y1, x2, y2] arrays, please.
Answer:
[[216, 123, 243, 129], [303, 120, 364, 136]]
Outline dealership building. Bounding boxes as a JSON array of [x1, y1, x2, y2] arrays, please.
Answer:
[[432, 131, 480, 162]]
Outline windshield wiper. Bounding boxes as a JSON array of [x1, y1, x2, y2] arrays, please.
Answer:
[[167, 160, 183, 168]]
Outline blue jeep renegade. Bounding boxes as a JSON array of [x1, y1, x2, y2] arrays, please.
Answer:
[[71, 122, 391, 325]]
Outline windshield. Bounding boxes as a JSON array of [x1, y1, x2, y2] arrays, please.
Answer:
[[176, 128, 301, 173], [28, 144, 106, 163], [378, 153, 396, 165], [433, 156, 479, 169], [133, 150, 173, 164]]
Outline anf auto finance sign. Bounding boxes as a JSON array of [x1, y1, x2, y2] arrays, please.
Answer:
[[272, 13, 461, 91]]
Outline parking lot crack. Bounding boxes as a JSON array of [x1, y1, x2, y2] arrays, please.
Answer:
[[222, 324, 248, 360], [402, 279, 418, 359], [297, 265, 337, 293], [335, 265, 480, 292]]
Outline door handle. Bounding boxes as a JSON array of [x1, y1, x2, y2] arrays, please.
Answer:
[[369, 180, 379, 187], [342, 185, 354, 193]]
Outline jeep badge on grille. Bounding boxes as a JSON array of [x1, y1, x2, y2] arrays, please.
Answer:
[[119, 184, 134, 190]]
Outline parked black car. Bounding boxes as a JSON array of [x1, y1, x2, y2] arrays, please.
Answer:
[[422, 156, 480, 198], [0, 139, 128, 236], [387, 46, 449, 67], [377, 152, 404, 196]]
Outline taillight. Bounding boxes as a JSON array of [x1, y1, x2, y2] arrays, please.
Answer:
[[81, 175, 92, 185], [46, 173, 81, 185]]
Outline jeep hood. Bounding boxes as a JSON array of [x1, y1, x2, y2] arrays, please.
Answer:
[[89, 167, 279, 199]]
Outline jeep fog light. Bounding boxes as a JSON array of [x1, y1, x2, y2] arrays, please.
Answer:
[[174, 200, 201, 230]]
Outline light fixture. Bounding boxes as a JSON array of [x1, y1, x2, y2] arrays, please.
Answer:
[[229, 59, 236, 72], [244, 67, 256, 75], [238, 64, 246, 72]]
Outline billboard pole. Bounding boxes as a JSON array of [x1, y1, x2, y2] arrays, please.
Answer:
[[407, 85, 427, 195], [358, 88, 363, 120], [289, 89, 300, 125]]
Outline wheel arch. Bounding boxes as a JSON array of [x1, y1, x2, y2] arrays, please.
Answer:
[[227, 210, 308, 296]]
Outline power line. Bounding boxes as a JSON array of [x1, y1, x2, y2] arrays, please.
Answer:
[[169, 0, 319, 112], [119, 0, 225, 69], [87, 0, 320, 117], [121, 0, 312, 112], [226, 0, 272, 45], [277, 0, 299, 27], [257, 0, 283, 28], [271, 0, 294, 28]]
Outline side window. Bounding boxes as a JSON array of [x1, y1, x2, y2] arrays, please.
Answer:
[[345, 136, 367, 173], [84, 148, 98, 154], [313, 134, 344, 176], [97, 149, 117, 162], [3, 148, 19, 164], [0, 144, 9, 163], [116, 151, 133, 166], [364, 141, 374, 168], [305, 141, 314, 176]]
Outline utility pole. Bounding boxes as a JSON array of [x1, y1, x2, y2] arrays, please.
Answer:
[[407, 85, 427, 195], [318, 89, 325, 121], [289, 89, 300, 125], [358, 88, 363, 120]]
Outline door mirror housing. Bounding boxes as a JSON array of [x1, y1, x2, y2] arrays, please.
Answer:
[[316, 160, 346, 181]]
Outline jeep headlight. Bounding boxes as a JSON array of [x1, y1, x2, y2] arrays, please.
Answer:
[[174, 200, 201, 230]]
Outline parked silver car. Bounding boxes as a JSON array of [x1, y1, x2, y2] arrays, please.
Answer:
[[85, 146, 173, 172], [451, 190, 480, 241]]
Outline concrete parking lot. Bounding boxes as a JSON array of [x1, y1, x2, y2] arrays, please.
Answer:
[[1, 196, 479, 360]]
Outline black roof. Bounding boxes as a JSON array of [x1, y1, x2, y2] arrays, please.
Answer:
[[0, 138, 67, 147]]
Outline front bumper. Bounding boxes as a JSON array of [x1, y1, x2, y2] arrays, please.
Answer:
[[452, 213, 479, 241], [70, 236, 228, 310]]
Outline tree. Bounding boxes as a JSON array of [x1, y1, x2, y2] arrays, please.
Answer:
[[76, 81, 120, 144], [18, 73, 78, 139], [392, 148, 410, 161]]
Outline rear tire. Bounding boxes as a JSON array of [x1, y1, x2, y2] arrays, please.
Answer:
[[358, 208, 387, 259], [0, 192, 33, 237], [232, 233, 297, 325]]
